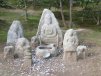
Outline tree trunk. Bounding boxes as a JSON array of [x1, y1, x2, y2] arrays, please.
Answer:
[[69, 0, 73, 28], [96, 16, 100, 25], [59, 0, 66, 27], [24, 0, 28, 21], [32, 0, 36, 9]]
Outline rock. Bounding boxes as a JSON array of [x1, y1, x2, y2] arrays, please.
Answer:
[[35, 44, 58, 59], [15, 38, 32, 69], [31, 36, 39, 49], [47, 44, 58, 56], [35, 46, 50, 59], [36, 9, 63, 47], [63, 29, 79, 63], [76, 45, 87, 59], [4, 46, 14, 59], [15, 38, 31, 59], [63, 51, 77, 63], [63, 29, 79, 52], [7, 20, 23, 45]]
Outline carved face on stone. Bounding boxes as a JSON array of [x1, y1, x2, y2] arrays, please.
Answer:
[[44, 14, 52, 25]]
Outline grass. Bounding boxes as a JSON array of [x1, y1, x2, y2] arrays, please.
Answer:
[[78, 28, 101, 46]]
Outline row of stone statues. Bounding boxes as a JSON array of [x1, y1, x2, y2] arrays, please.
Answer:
[[4, 9, 87, 68]]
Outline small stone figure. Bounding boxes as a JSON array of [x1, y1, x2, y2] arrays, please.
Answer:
[[76, 45, 87, 60], [7, 20, 23, 45], [15, 38, 31, 58], [63, 29, 79, 63]]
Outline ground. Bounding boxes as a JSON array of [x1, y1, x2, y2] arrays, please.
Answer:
[[0, 29, 101, 76]]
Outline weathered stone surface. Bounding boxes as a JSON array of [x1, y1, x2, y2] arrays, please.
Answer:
[[15, 38, 31, 59], [7, 20, 23, 45], [31, 36, 39, 49], [4, 46, 14, 59], [35, 44, 59, 59], [76, 45, 87, 59], [63, 29, 79, 52], [63, 51, 77, 64], [36, 9, 63, 47], [47, 44, 58, 56], [35, 46, 50, 59], [63, 29, 79, 63]]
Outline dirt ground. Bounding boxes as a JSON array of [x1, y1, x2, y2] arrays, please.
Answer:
[[0, 30, 101, 76]]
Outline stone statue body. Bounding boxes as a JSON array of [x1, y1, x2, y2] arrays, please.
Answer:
[[63, 29, 79, 52], [7, 20, 23, 45], [40, 14, 57, 44], [36, 9, 62, 47]]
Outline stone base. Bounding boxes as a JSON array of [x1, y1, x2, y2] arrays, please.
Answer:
[[63, 51, 77, 64], [4, 46, 14, 60]]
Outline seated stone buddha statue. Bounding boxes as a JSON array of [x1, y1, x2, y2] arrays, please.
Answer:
[[36, 9, 63, 47]]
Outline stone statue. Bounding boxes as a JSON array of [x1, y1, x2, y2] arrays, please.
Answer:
[[15, 38, 31, 58], [63, 29, 79, 63], [76, 45, 87, 59], [63, 29, 79, 52], [7, 20, 23, 45], [31, 36, 39, 50], [15, 38, 32, 69], [36, 9, 63, 47]]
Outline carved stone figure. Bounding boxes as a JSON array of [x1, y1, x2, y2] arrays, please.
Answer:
[[7, 20, 23, 45], [31, 9, 63, 59], [76, 45, 87, 59], [15, 38, 31, 58], [36, 9, 63, 47], [63, 29, 79, 52], [63, 29, 79, 63]]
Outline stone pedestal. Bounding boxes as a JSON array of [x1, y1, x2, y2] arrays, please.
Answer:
[[22, 47, 32, 70], [4, 46, 14, 60], [63, 51, 77, 64]]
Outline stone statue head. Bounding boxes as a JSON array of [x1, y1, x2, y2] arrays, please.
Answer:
[[9, 20, 21, 32], [44, 14, 52, 25]]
